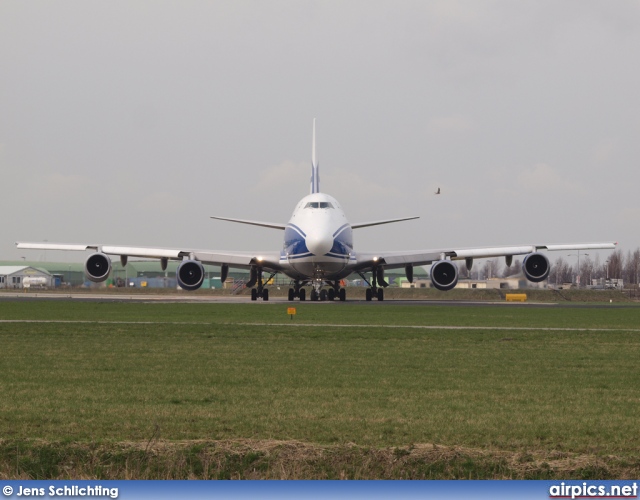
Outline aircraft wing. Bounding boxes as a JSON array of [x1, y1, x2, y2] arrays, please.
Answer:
[[352, 242, 618, 272], [15, 242, 284, 271]]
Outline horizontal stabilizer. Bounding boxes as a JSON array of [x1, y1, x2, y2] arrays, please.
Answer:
[[351, 216, 419, 229], [210, 216, 286, 230]]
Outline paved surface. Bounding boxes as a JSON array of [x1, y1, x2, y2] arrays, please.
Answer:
[[0, 291, 635, 308]]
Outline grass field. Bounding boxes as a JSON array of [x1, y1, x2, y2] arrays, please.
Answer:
[[1, 300, 639, 479]]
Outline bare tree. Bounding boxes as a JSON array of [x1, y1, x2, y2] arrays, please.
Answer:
[[607, 249, 624, 280], [470, 268, 479, 280], [593, 253, 604, 281], [457, 261, 470, 280], [503, 258, 522, 278], [624, 249, 640, 285], [561, 261, 574, 284], [481, 259, 501, 280], [548, 257, 559, 285], [579, 255, 595, 288], [549, 256, 573, 285]]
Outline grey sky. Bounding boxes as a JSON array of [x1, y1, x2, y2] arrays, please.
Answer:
[[1, 1, 638, 266]]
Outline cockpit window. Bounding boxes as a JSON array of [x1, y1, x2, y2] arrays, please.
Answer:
[[304, 202, 333, 209]]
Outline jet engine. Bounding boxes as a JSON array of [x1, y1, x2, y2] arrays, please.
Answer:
[[522, 252, 550, 282], [177, 260, 205, 291], [85, 252, 112, 283], [430, 260, 458, 291]]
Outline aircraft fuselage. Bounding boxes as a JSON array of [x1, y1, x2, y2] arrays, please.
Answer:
[[280, 193, 354, 281]]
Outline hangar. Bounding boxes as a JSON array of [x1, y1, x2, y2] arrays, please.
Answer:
[[0, 266, 53, 289]]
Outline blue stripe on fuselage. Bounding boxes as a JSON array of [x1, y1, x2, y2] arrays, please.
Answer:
[[329, 224, 353, 257], [284, 223, 352, 259], [284, 225, 309, 258], [332, 223, 350, 237], [287, 224, 306, 238]]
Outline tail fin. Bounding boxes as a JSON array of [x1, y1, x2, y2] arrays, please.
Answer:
[[310, 118, 320, 193]]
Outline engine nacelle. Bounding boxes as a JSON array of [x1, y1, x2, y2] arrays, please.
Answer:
[[220, 264, 229, 284], [522, 252, 550, 283], [177, 260, 205, 291], [376, 266, 389, 287], [430, 260, 458, 291], [245, 266, 258, 288], [405, 264, 414, 283], [85, 252, 112, 283]]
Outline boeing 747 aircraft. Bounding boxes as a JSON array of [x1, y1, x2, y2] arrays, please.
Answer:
[[17, 121, 616, 301]]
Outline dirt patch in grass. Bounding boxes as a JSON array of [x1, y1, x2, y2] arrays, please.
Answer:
[[1, 439, 638, 479]]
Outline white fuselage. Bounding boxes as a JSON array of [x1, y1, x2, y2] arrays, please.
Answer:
[[280, 193, 354, 281]]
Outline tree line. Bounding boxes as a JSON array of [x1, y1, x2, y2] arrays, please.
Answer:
[[456, 248, 640, 287]]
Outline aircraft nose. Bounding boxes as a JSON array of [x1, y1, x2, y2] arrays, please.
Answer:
[[306, 233, 333, 256]]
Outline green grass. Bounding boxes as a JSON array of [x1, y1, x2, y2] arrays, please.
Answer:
[[0, 298, 638, 327], [1, 300, 639, 478]]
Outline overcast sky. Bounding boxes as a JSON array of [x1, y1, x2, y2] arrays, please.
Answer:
[[1, 1, 638, 267]]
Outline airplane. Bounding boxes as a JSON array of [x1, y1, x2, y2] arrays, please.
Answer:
[[17, 120, 617, 302]]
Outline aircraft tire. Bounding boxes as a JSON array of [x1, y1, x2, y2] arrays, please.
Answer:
[[299, 288, 306, 301], [327, 288, 335, 301], [377, 288, 384, 301], [320, 289, 327, 301], [339, 288, 346, 301], [263, 289, 269, 301], [251, 289, 257, 301], [365, 288, 372, 301], [288, 288, 295, 301]]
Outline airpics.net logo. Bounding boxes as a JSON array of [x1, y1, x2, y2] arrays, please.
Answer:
[[550, 482, 638, 499]]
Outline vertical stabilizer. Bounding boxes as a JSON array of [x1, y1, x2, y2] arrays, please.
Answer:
[[310, 118, 320, 193]]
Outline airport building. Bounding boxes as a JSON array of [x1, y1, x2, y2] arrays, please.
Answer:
[[0, 266, 54, 289]]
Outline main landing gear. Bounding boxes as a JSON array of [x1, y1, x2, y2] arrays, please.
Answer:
[[287, 280, 306, 301], [248, 266, 276, 301], [359, 267, 387, 301], [287, 280, 346, 302]]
